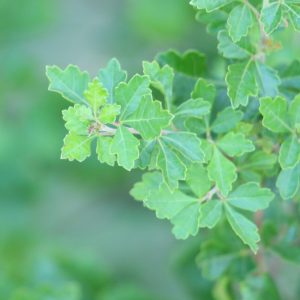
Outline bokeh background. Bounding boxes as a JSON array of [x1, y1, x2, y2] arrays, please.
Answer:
[[1, 0, 300, 299]]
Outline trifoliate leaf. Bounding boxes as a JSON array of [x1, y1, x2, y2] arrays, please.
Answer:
[[110, 125, 140, 171], [191, 78, 216, 103], [84, 79, 108, 112], [226, 60, 258, 108], [98, 104, 121, 124], [98, 58, 127, 104], [225, 204, 260, 253], [227, 182, 274, 212], [46, 65, 90, 104], [217, 132, 255, 157], [157, 139, 186, 190], [260, 2, 282, 35], [122, 94, 173, 140], [279, 134, 300, 169], [259, 96, 292, 133], [199, 200, 223, 228], [62, 104, 93, 135], [217, 30, 253, 60], [96, 136, 116, 166], [207, 146, 237, 196], [211, 107, 243, 134], [289, 94, 300, 127], [115, 74, 151, 121], [255, 62, 281, 97], [286, 3, 300, 31], [227, 4, 253, 42], [190, 0, 234, 12], [175, 98, 211, 119], [186, 163, 213, 198], [276, 164, 300, 200], [61, 132, 93, 162], [161, 132, 205, 162], [143, 60, 174, 109]]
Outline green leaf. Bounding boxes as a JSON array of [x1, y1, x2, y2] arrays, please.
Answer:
[[98, 58, 127, 104], [142, 60, 174, 109], [61, 132, 93, 162], [115, 74, 151, 121], [46, 65, 90, 104], [227, 4, 253, 42], [285, 3, 300, 31], [122, 94, 173, 140], [217, 30, 253, 60], [289, 94, 300, 127], [279, 134, 300, 169], [161, 132, 205, 162], [227, 182, 274, 212], [62, 104, 92, 135], [217, 132, 255, 157], [207, 147, 237, 196], [199, 200, 223, 228], [186, 163, 213, 198], [191, 78, 216, 103], [190, 0, 233, 12], [98, 104, 121, 124], [273, 244, 300, 264], [260, 2, 282, 35], [110, 125, 140, 171], [259, 96, 292, 133], [276, 164, 300, 200], [135, 140, 156, 169], [226, 60, 258, 108], [279, 60, 300, 99], [225, 205, 260, 253], [84, 79, 108, 112], [240, 151, 277, 172], [175, 98, 211, 119], [196, 9, 228, 34], [211, 107, 243, 134], [96, 136, 116, 166]]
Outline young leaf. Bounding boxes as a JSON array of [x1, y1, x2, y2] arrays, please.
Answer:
[[227, 4, 253, 42], [115, 74, 151, 121], [46, 65, 90, 104], [61, 133, 93, 162], [175, 98, 211, 119], [98, 104, 121, 124], [217, 132, 255, 157], [122, 94, 173, 140], [227, 182, 274, 212], [191, 78, 216, 103], [278, 134, 300, 169], [98, 58, 127, 104], [226, 60, 258, 108], [96, 136, 116, 166], [190, 0, 234, 12], [260, 2, 282, 35], [110, 125, 140, 171], [225, 205, 260, 253], [207, 147, 237, 196], [199, 200, 223, 228], [84, 79, 108, 112], [259, 96, 292, 133]]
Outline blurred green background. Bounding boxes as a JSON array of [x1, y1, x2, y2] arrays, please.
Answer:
[[1, 0, 300, 299]]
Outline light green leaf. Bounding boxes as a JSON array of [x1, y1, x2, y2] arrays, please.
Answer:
[[161, 132, 205, 162], [285, 3, 300, 31], [98, 58, 127, 104], [122, 94, 173, 140], [191, 78, 216, 103], [240, 151, 277, 171], [46, 65, 90, 104], [276, 164, 300, 200], [143, 60, 174, 109], [226, 60, 258, 108], [211, 107, 243, 134], [217, 132, 255, 157], [261, 2, 282, 35], [217, 30, 253, 60], [279, 134, 300, 169], [62, 104, 92, 135], [110, 125, 140, 171], [289, 94, 300, 127], [175, 98, 211, 119], [84, 79, 108, 112], [190, 0, 233, 12], [279, 60, 300, 99], [259, 96, 292, 133], [199, 200, 223, 228], [98, 104, 121, 124], [227, 4, 253, 42], [96, 136, 116, 166], [61, 132, 93, 162], [225, 205, 260, 253], [186, 163, 213, 198], [207, 147, 237, 196], [135, 140, 157, 169], [115, 74, 151, 121], [228, 182, 274, 212]]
